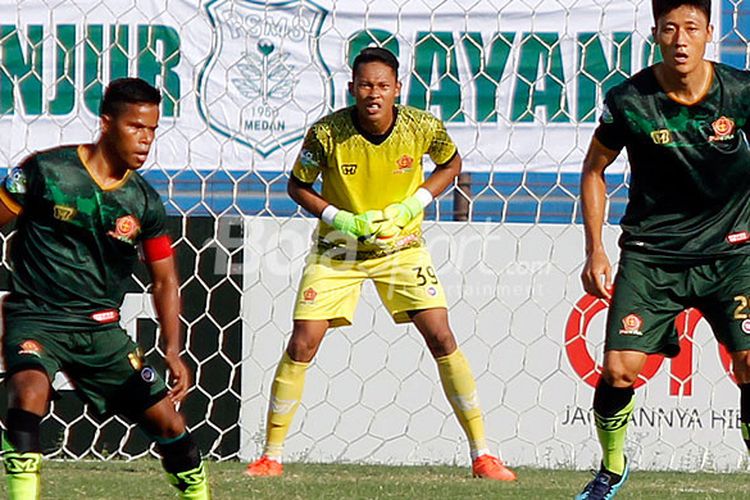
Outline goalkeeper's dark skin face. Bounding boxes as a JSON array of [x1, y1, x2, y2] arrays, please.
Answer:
[[100, 102, 160, 173], [653, 4, 713, 78], [349, 61, 402, 136]]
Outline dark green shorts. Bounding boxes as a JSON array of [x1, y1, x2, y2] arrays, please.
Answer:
[[2, 325, 167, 417], [606, 254, 750, 357]]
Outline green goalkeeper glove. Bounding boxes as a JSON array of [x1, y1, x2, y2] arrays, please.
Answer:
[[382, 188, 434, 228], [327, 208, 385, 241]]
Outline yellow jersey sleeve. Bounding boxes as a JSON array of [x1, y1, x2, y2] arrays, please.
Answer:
[[292, 124, 327, 184], [426, 115, 457, 166]]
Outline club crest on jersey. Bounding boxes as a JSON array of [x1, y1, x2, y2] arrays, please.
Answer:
[[619, 313, 644, 336], [18, 340, 43, 357], [53, 205, 76, 221], [393, 155, 414, 174], [650, 129, 672, 145], [302, 287, 317, 303], [340, 163, 357, 175], [709, 116, 735, 142], [108, 215, 141, 244]]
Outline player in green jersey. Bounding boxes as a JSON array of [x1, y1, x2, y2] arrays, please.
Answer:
[[0, 78, 209, 499], [577, 1, 750, 498]]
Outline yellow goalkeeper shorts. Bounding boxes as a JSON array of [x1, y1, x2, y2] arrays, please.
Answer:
[[293, 246, 447, 327]]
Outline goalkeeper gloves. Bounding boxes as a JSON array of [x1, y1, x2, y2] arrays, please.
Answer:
[[382, 188, 434, 229], [322, 206, 384, 242]]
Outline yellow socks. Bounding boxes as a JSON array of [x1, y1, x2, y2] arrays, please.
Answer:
[[436, 349, 489, 458], [264, 351, 310, 459]]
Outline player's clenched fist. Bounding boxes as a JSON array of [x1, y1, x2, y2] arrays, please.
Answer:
[[331, 209, 385, 241], [382, 187, 434, 229]]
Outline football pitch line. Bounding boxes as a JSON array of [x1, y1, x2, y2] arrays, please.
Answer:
[[6, 460, 749, 499]]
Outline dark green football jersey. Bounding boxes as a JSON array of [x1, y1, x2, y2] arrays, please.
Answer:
[[0, 145, 168, 330], [595, 62, 750, 263]]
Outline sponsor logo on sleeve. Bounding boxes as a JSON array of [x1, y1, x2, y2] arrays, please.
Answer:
[[5, 167, 26, 194], [299, 149, 319, 169], [601, 103, 614, 124], [741, 319, 750, 334]]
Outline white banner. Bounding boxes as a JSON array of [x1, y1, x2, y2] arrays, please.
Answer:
[[240, 218, 748, 470], [0, 1, 724, 172]]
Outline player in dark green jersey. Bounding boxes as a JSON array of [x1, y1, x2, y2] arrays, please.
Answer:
[[577, 1, 750, 498], [0, 79, 209, 499]]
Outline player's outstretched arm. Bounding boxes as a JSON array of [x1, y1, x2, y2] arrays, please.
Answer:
[[147, 255, 192, 404], [580, 137, 620, 300]]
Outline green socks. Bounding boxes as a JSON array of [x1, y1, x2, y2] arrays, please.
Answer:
[[594, 396, 635, 475], [2, 433, 42, 500], [165, 462, 210, 499]]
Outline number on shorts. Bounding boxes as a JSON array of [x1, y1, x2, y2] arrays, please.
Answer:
[[734, 295, 749, 319], [413, 266, 439, 286]]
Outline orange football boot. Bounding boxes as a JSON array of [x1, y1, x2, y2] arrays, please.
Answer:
[[472, 454, 517, 481], [246, 455, 283, 477]]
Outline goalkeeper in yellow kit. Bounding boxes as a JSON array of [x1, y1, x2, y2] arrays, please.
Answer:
[[245, 47, 515, 481]]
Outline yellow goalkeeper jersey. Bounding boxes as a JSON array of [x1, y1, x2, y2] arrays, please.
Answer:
[[292, 105, 457, 258]]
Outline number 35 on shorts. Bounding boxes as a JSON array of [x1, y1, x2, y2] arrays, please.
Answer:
[[413, 266, 439, 286]]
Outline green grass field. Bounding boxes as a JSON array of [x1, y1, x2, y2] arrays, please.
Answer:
[[3, 460, 750, 499]]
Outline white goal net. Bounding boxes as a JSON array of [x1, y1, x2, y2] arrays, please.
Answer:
[[0, 0, 748, 471]]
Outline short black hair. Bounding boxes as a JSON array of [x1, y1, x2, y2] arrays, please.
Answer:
[[652, 0, 711, 24], [352, 47, 399, 79], [100, 78, 162, 117]]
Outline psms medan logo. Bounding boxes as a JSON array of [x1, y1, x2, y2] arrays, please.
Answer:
[[198, 0, 332, 157]]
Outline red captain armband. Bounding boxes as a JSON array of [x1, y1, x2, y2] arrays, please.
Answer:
[[142, 235, 174, 262]]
